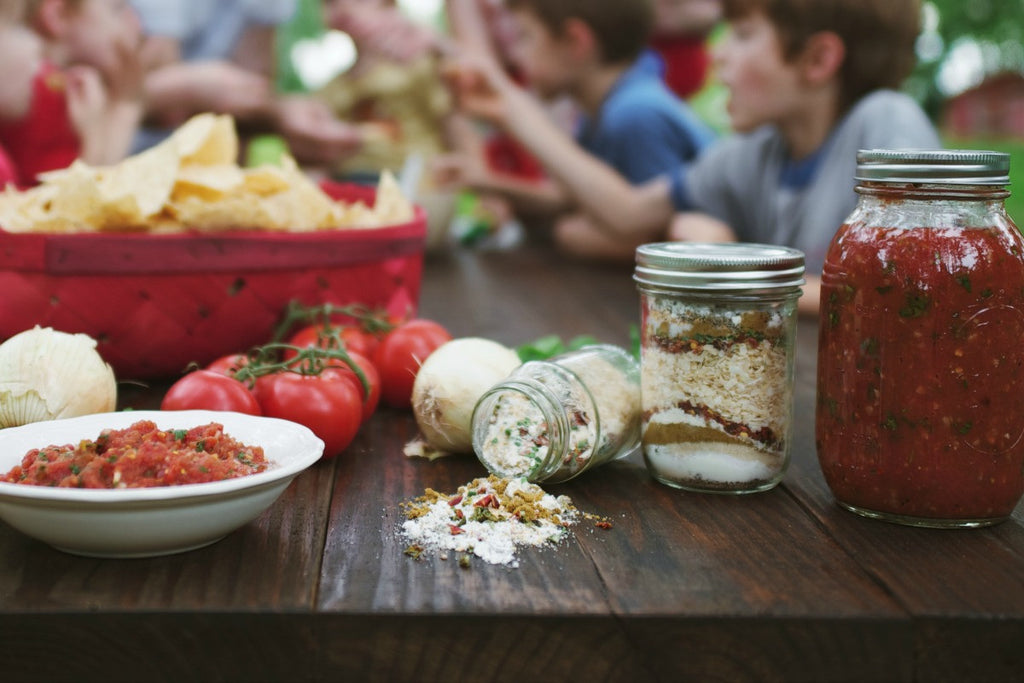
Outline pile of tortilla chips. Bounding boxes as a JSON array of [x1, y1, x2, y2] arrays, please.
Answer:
[[0, 114, 414, 233]]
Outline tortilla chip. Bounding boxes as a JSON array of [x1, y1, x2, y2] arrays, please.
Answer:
[[173, 164, 246, 202]]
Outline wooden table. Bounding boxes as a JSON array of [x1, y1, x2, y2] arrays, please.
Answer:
[[2, 245, 1023, 683]]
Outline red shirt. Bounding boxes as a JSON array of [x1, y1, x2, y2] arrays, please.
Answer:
[[0, 63, 80, 186], [484, 134, 545, 182], [650, 34, 711, 99]]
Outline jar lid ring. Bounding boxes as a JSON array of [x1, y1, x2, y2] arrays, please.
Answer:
[[855, 149, 1010, 185]]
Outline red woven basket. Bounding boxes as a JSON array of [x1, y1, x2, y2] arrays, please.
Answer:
[[0, 182, 426, 379]]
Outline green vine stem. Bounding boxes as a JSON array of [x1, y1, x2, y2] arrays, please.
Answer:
[[271, 300, 397, 344], [234, 339, 371, 399]]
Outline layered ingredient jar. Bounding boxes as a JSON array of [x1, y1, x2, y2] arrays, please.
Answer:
[[816, 149, 1024, 528], [634, 243, 805, 494], [470, 344, 641, 483]]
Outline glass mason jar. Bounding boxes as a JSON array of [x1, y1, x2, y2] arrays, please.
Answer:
[[634, 243, 805, 494], [470, 344, 641, 483], [816, 149, 1024, 528]]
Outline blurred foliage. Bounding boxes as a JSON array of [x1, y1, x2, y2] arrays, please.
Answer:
[[275, 0, 326, 94], [908, 0, 1024, 120], [909, 1, 1024, 224]]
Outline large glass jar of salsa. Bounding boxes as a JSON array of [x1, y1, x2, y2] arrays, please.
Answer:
[[816, 149, 1024, 528]]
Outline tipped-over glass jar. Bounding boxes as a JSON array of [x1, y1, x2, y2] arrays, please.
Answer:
[[470, 344, 641, 483], [635, 242, 805, 494], [817, 149, 1024, 528]]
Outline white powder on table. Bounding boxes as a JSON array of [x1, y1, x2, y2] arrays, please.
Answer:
[[399, 475, 579, 568]]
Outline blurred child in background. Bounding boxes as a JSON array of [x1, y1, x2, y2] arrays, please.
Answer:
[[0, 0, 143, 185], [438, 0, 715, 258], [447, 0, 940, 313], [130, 0, 362, 166], [442, 0, 566, 243]]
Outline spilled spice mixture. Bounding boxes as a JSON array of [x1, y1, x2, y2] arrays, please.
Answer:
[[399, 475, 580, 568]]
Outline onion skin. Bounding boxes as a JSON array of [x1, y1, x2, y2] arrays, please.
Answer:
[[411, 337, 521, 454], [0, 326, 117, 428]]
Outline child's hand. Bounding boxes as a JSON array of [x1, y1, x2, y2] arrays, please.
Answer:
[[65, 66, 109, 141], [327, 5, 443, 63], [273, 96, 363, 166], [441, 54, 516, 127], [65, 66, 128, 165], [165, 61, 273, 120], [103, 32, 145, 106], [431, 152, 488, 191]]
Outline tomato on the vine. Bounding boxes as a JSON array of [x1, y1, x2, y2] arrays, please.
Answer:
[[284, 324, 380, 361], [205, 353, 250, 376], [161, 370, 261, 415], [330, 350, 380, 423], [255, 368, 363, 457], [373, 319, 451, 409]]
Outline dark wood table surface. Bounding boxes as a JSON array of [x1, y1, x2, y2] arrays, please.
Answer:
[[2, 245, 1023, 683]]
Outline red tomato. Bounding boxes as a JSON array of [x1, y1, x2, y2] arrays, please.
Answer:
[[205, 353, 250, 376], [373, 319, 451, 409], [161, 370, 262, 415], [331, 351, 380, 423], [284, 324, 380, 361], [255, 368, 363, 457]]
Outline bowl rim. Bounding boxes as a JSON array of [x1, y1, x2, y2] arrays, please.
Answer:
[[0, 409, 324, 505]]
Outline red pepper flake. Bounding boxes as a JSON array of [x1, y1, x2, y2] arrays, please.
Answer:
[[448, 494, 463, 506], [595, 520, 613, 530], [474, 493, 499, 509], [448, 524, 464, 535], [454, 508, 465, 520]]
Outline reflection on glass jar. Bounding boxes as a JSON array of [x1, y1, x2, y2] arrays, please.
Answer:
[[471, 345, 641, 483], [816, 149, 1024, 528], [635, 243, 804, 494]]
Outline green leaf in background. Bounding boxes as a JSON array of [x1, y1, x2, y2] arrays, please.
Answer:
[[515, 334, 601, 362], [628, 324, 641, 360], [565, 335, 599, 351], [516, 334, 565, 362]]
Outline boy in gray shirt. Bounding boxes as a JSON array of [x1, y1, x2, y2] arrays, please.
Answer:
[[674, 90, 940, 280]]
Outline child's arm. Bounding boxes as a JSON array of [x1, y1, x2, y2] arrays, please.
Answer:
[[143, 59, 274, 126], [94, 35, 145, 164], [448, 58, 678, 238], [432, 151, 572, 217], [98, 98, 144, 164], [445, 0, 499, 61], [65, 67, 114, 165], [798, 276, 822, 317]]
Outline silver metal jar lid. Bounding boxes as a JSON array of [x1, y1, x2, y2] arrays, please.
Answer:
[[855, 149, 1010, 185], [634, 242, 805, 292]]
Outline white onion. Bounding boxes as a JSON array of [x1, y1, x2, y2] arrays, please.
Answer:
[[411, 337, 521, 454], [0, 326, 117, 428]]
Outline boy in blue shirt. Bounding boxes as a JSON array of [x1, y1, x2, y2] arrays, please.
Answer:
[[437, 0, 715, 256]]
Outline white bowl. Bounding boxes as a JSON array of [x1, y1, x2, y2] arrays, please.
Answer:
[[0, 410, 324, 558]]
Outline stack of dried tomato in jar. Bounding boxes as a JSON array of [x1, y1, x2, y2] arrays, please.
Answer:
[[816, 149, 1024, 527]]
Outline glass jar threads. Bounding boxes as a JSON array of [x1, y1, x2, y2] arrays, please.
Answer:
[[634, 242, 805, 494], [816, 149, 1024, 528], [470, 344, 641, 483]]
